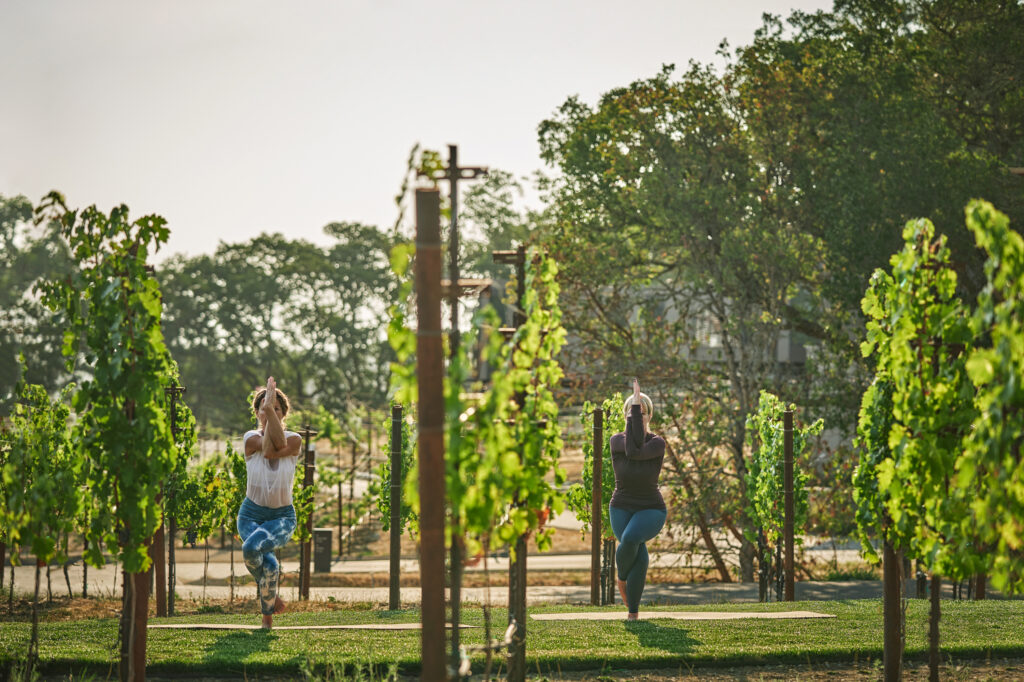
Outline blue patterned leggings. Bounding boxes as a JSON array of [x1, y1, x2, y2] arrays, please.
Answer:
[[609, 506, 667, 614], [237, 497, 296, 615]]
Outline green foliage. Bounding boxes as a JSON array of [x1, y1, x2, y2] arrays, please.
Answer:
[[852, 377, 895, 565], [959, 200, 1024, 593], [442, 249, 568, 557], [0, 380, 81, 564], [36, 192, 176, 573], [0, 194, 74, 414], [565, 394, 623, 540], [389, 219, 568, 557], [744, 390, 820, 548], [857, 215, 976, 578], [372, 404, 417, 535], [157, 224, 396, 431]]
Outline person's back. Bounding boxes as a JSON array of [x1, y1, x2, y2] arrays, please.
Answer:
[[607, 380, 668, 620]]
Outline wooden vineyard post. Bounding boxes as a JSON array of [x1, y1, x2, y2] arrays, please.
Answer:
[[416, 187, 446, 681], [388, 404, 403, 611], [590, 407, 603, 606]]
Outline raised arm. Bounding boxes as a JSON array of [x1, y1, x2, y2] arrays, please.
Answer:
[[625, 404, 664, 460], [261, 377, 287, 451]]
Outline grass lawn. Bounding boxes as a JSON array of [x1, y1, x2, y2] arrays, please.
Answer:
[[1, 599, 1023, 678]]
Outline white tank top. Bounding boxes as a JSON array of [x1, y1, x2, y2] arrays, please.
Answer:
[[243, 429, 299, 508]]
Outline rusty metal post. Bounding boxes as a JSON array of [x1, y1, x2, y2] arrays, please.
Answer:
[[349, 438, 357, 555], [783, 409, 794, 602], [337, 444, 344, 558], [590, 408, 603, 606], [389, 404, 403, 611], [976, 572, 986, 600], [164, 383, 185, 617], [298, 426, 317, 601], [416, 187, 447, 681], [445, 144, 464, 678], [505, 245, 529, 682], [929, 573, 941, 682], [882, 539, 903, 681], [150, 516, 166, 617]]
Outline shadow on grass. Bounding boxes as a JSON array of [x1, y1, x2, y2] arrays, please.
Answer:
[[624, 620, 700, 656], [202, 629, 276, 662]]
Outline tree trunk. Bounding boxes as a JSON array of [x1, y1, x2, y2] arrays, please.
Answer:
[[63, 561, 73, 599], [882, 539, 903, 682], [929, 573, 941, 682], [29, 559, 43, 678], [697, 517, 732, 582], [82, 536, 88, 598], [739, 536, 756, 583], [124, 569, 149, 682], [9, 557, 16, 610], [0, 541, 6, 589]]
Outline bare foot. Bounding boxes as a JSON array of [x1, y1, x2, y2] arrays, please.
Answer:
[[261, 614, 273, 629], [273, 597, 286, 614], [617, 578, 628, 605], [626, 612, 639, 621]]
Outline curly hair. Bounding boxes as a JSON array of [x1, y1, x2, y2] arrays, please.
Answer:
[[252, 387, 291, 417]]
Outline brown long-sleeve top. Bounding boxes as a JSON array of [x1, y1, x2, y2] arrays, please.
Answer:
[[609, 403, 667, 512]]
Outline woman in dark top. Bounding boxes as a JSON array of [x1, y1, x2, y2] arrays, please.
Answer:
[[609, 378, 667, 620]]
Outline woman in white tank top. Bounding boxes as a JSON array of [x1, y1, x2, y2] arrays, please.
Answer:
[[236, 376, 302, 629]]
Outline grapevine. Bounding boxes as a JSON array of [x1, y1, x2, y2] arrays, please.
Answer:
[[565, 394, 624, 539]]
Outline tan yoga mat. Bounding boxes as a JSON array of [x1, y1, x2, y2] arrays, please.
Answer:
[[531, 611, 835, 621], [149, 623, 476, 630]]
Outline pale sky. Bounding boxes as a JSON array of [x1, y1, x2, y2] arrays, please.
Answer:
[[2, 1, 833, 261]]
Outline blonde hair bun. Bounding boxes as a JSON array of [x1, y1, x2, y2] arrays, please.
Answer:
[[623, 392, 653, 419]]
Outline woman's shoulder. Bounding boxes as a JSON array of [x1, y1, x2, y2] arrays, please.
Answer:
[[645, 432, 667, 452], [284, 430, 302, 440], [609, 431, 626, 451], [243, 429, 261, 442]]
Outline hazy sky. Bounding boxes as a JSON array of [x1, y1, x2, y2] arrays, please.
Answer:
[[2, 1, 833, 261]]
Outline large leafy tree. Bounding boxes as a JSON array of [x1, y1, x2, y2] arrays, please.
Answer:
[[729, 0, 1024, 341], [0, 194, 74, 413], [538, 63, 824, 579], [158, 223, 395, 431]]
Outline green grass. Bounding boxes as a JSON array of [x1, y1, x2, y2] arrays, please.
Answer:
[[2, 600, 1023, 677]]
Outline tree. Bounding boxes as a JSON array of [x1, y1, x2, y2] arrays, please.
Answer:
[[728, 0, 1024, 344], [0, 379, 81, 676], [37, 192, 177, 682], [158, 224, 396, 431], [959, 200, 1024, 593], [538, 64, 824, 580], [744, 390, 822, 601], [0, 194, 74, 414], [858, 213, 977, 680]]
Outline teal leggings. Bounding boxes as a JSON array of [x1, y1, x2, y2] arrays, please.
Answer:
[[237, 497, 296, 615], [609, 506, 667, 614]]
